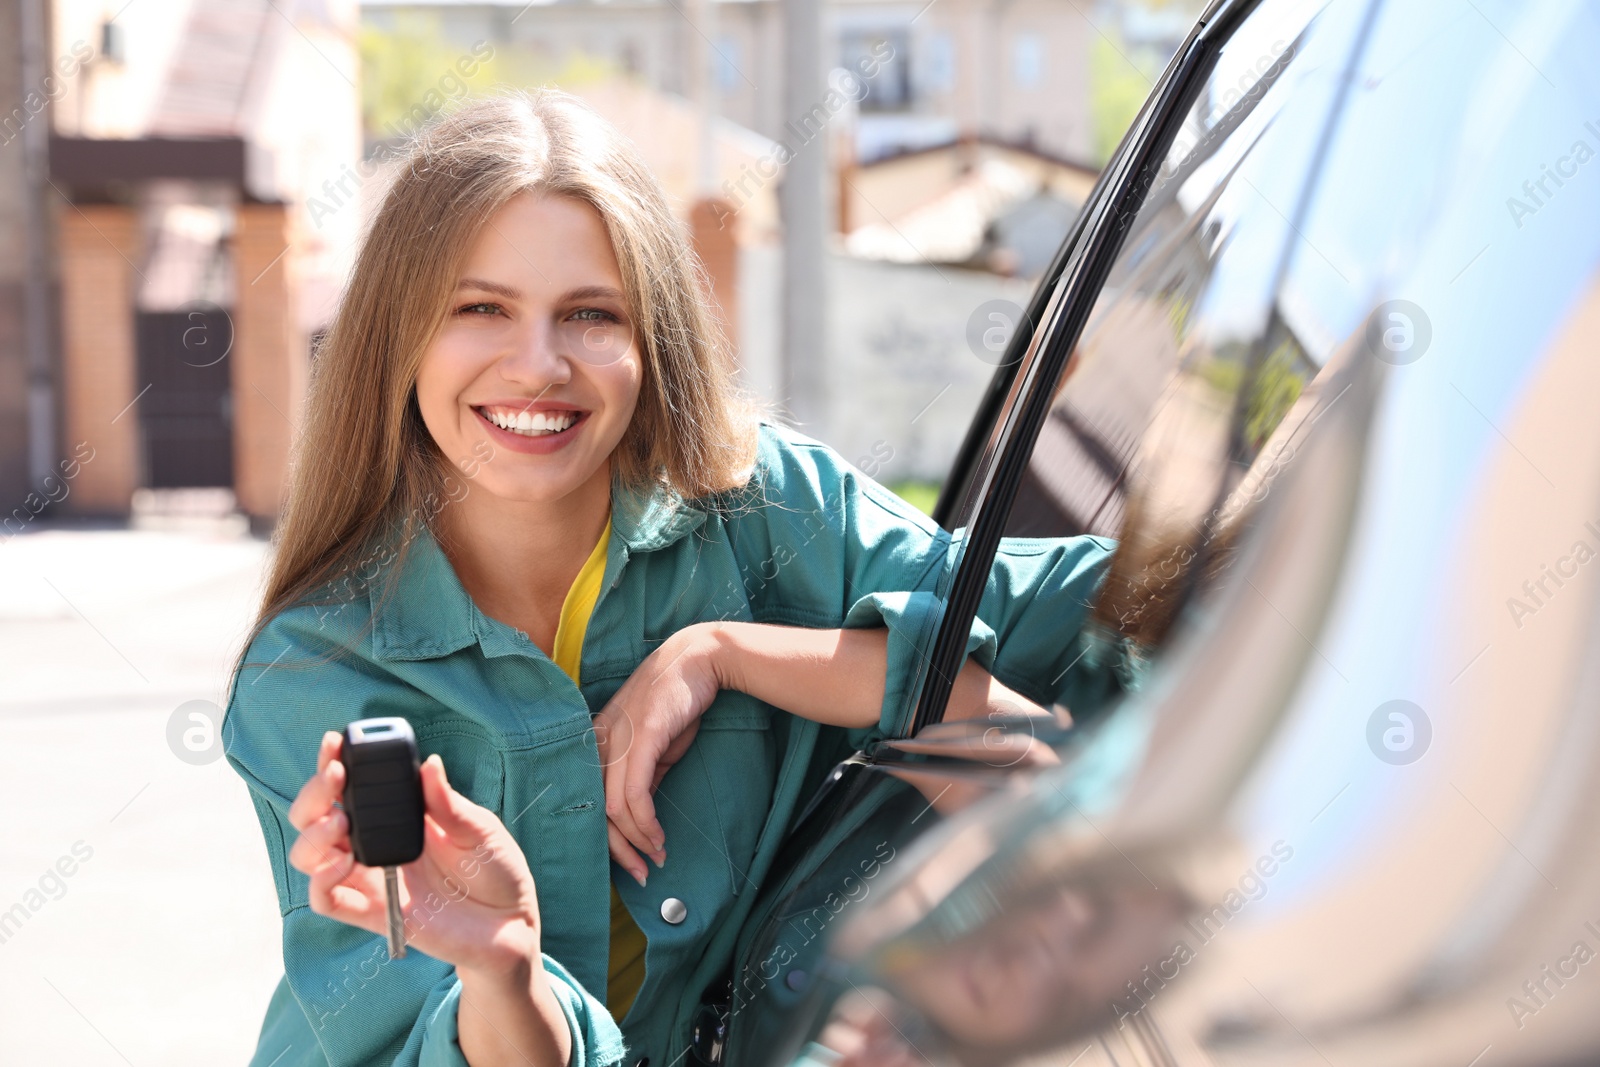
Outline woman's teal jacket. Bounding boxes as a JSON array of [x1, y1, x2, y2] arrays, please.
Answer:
[[221, 422, 1119, 1067]]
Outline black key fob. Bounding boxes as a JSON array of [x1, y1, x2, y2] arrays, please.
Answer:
[[340, 717, 425, 868]]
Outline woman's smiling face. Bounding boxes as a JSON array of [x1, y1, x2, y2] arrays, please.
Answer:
[[415, 190, 644, 506]]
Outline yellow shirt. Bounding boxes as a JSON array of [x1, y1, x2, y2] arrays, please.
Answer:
[[549, 520, 649, 1023]]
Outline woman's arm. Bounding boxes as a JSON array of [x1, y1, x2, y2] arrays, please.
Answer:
[[708, 622, 1038, 728], [594, 622, 1049, 883], [456, 959, 571, 1067], [225, 606, 628, 1067], [288, 731, 573, 1067]]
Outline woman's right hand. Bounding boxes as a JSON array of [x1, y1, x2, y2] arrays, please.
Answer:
[[287, 730, 544, 976]]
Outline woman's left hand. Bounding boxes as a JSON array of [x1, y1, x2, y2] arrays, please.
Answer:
[[593, 622, 726, 885]]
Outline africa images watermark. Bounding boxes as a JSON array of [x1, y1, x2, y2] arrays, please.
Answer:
[[306, 41, 497, 229], [710, 433, 903, 615], [1505, 118, 1600, 231], [1505, 519, 1600, 630], [711, 40, 897, 228], [1366, 699, 1431, 765], [731, 840, 898, 1012], [1111, 840, 1295, 1028], [2, 441, 97, 542], [1158, 38, 1291, 183], [308, 840, 498, 1029], [1506, 919, 1600, 1030], [310, 438, 497, 633], [1, 39, 95, 149], [0, 841, 96, 948]]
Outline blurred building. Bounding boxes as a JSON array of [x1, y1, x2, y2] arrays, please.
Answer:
[[810, 137, 1098, 481], [842, 136, 1098, 276], [0, 0, 1124, 528], [363, 0, 1099, 167], [0, 0, 361, 528]]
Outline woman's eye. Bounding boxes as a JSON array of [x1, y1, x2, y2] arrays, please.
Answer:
[[570, 307, 621, 323], [457, 302, 501, 316]]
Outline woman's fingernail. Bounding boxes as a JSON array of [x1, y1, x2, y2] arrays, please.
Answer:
[[652, 851, 665, 869], [634, 869, 648, 888]]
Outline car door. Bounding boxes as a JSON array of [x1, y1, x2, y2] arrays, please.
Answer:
[[745, 0, 1600, 1064]]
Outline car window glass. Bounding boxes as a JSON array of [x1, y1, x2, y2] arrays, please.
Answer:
[[988, 0, 1353, 719]]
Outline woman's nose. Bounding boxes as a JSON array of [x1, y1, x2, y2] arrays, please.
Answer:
[[497, 319, 572, 385]]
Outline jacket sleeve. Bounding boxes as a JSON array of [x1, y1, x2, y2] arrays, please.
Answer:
[[730, 425, 1126, 743], [415, 954, 625, 1067], [964, 534, 1129, 721], [222, 610, 624, 1067], [842, 538, 1127, 728], [726, 425, 955, 745]]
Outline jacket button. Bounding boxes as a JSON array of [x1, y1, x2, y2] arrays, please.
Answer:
[[660, 897, 687, 924]]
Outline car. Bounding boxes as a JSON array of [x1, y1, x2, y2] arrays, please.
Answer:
[[679, 0, 1600, 1064]]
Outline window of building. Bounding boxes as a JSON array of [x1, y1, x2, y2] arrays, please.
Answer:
[[1013, 32, 1043, 88]]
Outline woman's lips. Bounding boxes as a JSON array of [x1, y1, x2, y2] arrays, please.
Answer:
[[472, 405, 589, 455]]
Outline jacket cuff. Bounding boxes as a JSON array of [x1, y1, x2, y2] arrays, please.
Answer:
[[843, 589, 996, 742], [417, 973, 470, 1067], [419, 956, 626, 1067]]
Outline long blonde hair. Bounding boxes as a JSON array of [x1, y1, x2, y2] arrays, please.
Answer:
[[235, 88, 757, 671]]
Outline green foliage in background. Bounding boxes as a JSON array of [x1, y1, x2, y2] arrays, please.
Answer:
[[361, 14, 480, 138], [1089, 32, 1160, 166], [1197, 340, 1249, 395], [1191, 337, 1307, 455], [359, 13, 621, 140], [887, 481, 941, 517], [1242, 337, 1305, 452]]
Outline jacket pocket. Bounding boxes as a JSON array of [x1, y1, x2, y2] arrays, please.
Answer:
[[691, 691, 776, 898], [416, 723, 505, 814], [502, 713, 612, 1000]]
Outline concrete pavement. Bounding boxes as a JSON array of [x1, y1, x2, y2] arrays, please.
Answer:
[[0, 523, 284, 1064]]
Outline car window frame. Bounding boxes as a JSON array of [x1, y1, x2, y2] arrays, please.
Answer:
[[912, 0, 1271, 737]]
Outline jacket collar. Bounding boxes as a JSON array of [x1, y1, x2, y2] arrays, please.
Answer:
[[369, 478, 708, 662], [609, 477, 709, 553]]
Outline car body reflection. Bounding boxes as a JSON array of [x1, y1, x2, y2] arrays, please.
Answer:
[[721, 0, 1600, 1065]]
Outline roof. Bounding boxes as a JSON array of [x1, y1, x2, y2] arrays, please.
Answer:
[[862, 133, 1101, 178], [842, 139, 1100, 275]]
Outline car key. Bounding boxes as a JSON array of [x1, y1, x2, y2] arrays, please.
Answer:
[[341, 717, 425, 958]]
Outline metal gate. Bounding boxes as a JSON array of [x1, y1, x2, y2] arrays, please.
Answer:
[[134, 306, 234, 488]]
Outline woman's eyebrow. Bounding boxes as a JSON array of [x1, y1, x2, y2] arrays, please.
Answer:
[[562, 284, 626, 302], [455, 279, 625, 303], [457, 277, 522, 300]]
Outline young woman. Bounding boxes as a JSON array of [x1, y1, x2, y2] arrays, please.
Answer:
[[221, 89, 1118, 1067]]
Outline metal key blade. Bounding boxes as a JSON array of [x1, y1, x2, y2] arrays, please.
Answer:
[[384, 866, 406, 959]]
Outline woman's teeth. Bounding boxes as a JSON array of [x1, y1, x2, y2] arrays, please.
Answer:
[[481, 408, 579, 436]]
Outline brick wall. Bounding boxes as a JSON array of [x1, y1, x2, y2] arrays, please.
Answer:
[[58, 204, 140, 513], [232, 202, 302, 522], [689, 197, 739, 359]]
